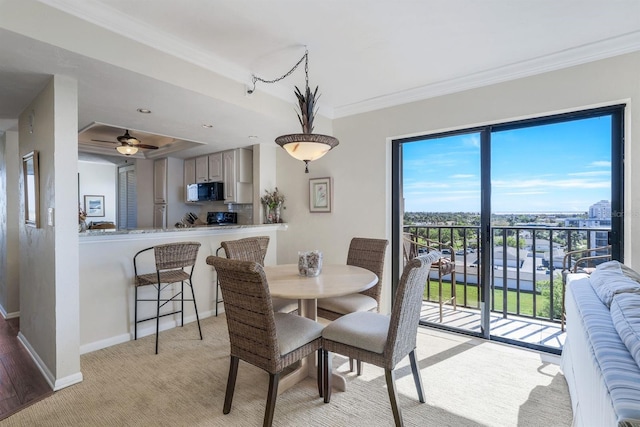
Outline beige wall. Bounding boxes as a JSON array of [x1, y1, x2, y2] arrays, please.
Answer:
[[18, 75, 81, 390], [276, 51, 640, 314], [0, 131, 20, 317]]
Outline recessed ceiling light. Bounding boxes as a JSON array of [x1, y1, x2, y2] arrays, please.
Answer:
[[248, 135, 258, 140], [202, 124, 213, 128], [137, 108, 151, 114]]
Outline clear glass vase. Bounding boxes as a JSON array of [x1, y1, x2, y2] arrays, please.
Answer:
[[274, 202, 282, 223], [263, 204, 272, 224], [298, 250, 323, 277]]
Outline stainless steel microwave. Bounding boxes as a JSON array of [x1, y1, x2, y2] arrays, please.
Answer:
[[186, 182, 224, 202]]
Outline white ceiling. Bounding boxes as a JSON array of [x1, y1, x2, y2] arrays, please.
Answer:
[[1, 0, 640, 159]]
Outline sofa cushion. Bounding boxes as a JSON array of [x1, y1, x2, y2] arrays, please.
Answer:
[[571, 281, 640, 424], [611, 292, 640, 371], [589, 262, 640, 307], [597, 260, 640, 283]]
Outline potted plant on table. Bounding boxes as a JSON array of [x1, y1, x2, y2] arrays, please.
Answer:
[[261, 188, 286, 223]]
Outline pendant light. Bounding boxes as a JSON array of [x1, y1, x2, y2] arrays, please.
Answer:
[[249, 49, 339, 173]]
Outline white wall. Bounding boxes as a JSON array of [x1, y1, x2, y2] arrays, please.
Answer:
[[78, 161, 117, 224], [276, 51, 640, 315], [166, 157, 192, 226], [19, 75, 81, 390], [136, 158, 154, 228], [254, 143, 278, 225]]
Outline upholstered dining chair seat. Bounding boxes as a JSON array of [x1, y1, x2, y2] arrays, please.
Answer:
[[274, 313, 324, 355], [322, 311, 389, 354], [314, 294, 377, 317], [272, 299, 299, 314]]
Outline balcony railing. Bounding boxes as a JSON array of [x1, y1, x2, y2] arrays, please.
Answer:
[[404, 224, 611, 325]]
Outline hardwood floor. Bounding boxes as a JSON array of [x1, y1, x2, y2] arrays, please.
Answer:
[[0, 317, 52, 420]]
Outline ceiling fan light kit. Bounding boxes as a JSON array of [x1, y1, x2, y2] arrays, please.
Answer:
[[249, 48, 339, 173], [116, 145, 138, 155]]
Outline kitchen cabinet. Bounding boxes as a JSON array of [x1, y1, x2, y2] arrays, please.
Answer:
[[153, 203, 167, 229], [195, 153, 222, 183], [153, 158, 167, 204], [223, 148, 252, 204], [207, 153, 223, 182], [184, 158, 196, 203], [184, 158, 196, 186]]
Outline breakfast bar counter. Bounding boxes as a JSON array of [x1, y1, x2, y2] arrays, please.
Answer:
[[79, 223, 287, 354]]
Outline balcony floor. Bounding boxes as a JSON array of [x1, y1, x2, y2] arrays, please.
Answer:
[[420, 301, 565, 352]]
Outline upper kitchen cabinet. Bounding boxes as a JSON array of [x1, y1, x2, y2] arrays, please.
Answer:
[[208, 153, 223, 182], [195, 152, 223, 183], [184, 158, 196, 186], [153, 157, 168, 204], [223, 148, 252, 204]]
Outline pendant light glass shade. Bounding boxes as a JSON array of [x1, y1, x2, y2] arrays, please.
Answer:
[[275, 133, 339, 162], [116, 145, 138, 155]]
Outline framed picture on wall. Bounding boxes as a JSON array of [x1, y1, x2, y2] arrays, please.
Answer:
[[22, 150, 40, 227], [84, 195, 105, 217], [309, 177, 332, 213]]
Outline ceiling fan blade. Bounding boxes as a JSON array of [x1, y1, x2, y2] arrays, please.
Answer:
[[91, 139, 117, 144], [136, 144, 159, 150]]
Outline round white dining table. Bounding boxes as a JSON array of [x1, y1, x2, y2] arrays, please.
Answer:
[[263, 263, 378, 393], [265, 264, 378, 306]]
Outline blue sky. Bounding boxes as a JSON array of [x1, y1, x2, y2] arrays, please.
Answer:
[[402, 116, 612, 213]]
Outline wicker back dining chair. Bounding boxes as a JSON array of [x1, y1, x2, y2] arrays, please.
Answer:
[[317, 237, 389, 320], [219, 237, 298, 314], [206, 256, 324, 427], [321, 252, 440, 427], [133, 241, 203, 354], [316, 237, 388, 374]]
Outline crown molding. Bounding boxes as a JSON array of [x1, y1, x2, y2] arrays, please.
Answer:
[[38, 0, 311, 110], [37, 0, 249, 84], [35, 1, 640, 121], [333, 31, 640, 118]]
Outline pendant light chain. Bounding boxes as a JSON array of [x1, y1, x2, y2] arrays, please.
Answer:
[[253, 46, 339, 173], [247, 48, 308, 94]]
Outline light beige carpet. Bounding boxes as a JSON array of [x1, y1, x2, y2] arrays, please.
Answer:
[[3, 316, 572, 426]]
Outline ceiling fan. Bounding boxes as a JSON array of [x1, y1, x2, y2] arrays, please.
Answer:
[[92, 129, 159, 155]]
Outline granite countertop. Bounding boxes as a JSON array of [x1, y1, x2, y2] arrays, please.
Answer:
[[79, 223, 287, 237]]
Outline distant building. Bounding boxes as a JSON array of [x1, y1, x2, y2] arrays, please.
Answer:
[[564, 200, 611, 253], [589, 200, 611, 219]]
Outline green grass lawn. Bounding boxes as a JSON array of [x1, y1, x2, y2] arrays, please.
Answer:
[[424, 280, 558, 319]]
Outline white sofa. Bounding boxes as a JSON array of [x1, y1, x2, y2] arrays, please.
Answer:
[[561, 261, 640, 427]]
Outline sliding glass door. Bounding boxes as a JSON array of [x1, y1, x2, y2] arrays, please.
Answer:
[[401, 131, 483, 336], [392, 105, 624, 353]]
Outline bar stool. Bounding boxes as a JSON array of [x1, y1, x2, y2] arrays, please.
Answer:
[[133, 241, 203, 354]]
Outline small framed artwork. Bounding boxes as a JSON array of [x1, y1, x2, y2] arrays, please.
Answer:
[[84, 195, 105, 217], [22, 150, 40, 227], [309, 177, 332, 213]]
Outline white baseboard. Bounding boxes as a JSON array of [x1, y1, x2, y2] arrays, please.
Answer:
[[17, 332, 56, 390], [53, 372, 84, 391], [0, 303, 19, 319]]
